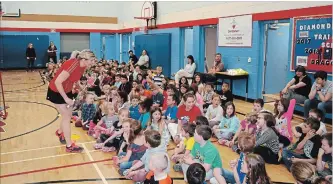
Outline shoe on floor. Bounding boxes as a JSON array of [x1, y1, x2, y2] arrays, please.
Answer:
[[55, 130, 66, 144], [102, 146, 116, 152], [66, 143, 83, 153], [173, 163, 182, 172]]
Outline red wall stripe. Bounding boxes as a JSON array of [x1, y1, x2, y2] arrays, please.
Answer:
[[0, 5, 332, 33], [252, 5, 332, 21]]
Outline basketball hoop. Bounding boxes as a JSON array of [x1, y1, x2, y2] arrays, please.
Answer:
[[133, 1, 157, 33]]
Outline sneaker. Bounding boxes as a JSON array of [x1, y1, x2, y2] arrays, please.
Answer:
[[102, 146, 116, 152], [94, 143, 104, 150], [55, 130, 66, 144], [66, 143, 84, 153], [173, 163, 182, 172]]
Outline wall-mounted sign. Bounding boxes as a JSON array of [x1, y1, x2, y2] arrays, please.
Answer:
[[218, 15, 252, 47], [291, 14, 332, 74]]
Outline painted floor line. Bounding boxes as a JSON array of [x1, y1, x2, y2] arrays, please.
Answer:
[[1, 141, 96, 155], [0, 158, 113, 179], [1, 150, 103, 165], [82, 144, 108, 184], [0, 153, 77, 165]]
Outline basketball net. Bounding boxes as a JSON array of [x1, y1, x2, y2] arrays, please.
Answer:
[[133, 19, 147, 34]]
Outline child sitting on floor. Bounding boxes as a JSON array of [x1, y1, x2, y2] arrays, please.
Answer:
[[125, 130, 165, 183], [210, 132, 255, 184], [172, 124, 196, 172], [139, 98, 153, 130], [187, 163, 206, 184], [129, 95, 141, 120], [115, 121, 147, 176], [212, 101, 240, 145], [282, 117, 322, 171], [148, 108, 170, 149], [91, 102, 118, 139], [253, 111, 280, 165], [292, 108, 327, 138], [227, 112, 257, 153], [205, 94, 224, 128], [94, 108, 129, 152], [74, 92, 97, 130], [274, 98, 296, 148], [217, 82, 233, 107], [144, 152, 172, 184], [181, 125, 226, 184], [316, 133, 332, 182], [202, 83, 215, 110]]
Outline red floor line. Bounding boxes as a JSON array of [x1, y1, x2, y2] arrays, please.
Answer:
[[0, 158, 112, 179]]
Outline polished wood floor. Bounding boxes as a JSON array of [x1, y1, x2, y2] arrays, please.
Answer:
[[1, 71, 325, 184]]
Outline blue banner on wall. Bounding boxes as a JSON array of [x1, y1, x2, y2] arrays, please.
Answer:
[[292, 15, 332, 74]]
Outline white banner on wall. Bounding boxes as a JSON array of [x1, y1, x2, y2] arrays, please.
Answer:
[[218, 15, 252, 47]]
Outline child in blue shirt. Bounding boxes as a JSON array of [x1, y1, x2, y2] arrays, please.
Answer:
[[114, 74, 122, 88], [210, 132, 255, 184], [164, 94, 178, 124], [212, 101, 240, 145], [139, 98, 153, 130], [129, 95, 141, 120]]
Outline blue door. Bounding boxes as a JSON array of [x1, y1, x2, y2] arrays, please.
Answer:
[[121, 34, 130, 63], [184, 28, 194, 68], [103, 35, 116, 60], [135, 34, 171, 77], [264, 23, 290, 94]]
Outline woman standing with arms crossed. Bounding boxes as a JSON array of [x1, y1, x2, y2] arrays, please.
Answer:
[[47, 49, 96, 152], [26, 43, 36, 72]]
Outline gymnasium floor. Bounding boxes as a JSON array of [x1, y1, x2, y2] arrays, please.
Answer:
[[0, 71, 315, 184]]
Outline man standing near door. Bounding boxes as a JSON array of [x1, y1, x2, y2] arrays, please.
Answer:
[[26, 43, 36, 72]]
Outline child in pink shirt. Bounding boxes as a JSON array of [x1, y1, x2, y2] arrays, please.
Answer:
[[274, 98, 296, 148]]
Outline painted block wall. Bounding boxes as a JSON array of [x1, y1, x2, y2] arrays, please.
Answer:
[[121, 2, 332, 28], [2, 1, 121, 30], [131, 28, 181, 76], [1, 31, 61, 62], [89, 33, 102, 59], [216, 21, 261, 100]]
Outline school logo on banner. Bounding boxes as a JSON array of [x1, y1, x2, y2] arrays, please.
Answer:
[[292, 15, 332, 74], [218, 15, 252, 47]]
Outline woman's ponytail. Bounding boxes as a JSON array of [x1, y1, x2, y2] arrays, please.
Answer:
[[70, 50, 80, 59]]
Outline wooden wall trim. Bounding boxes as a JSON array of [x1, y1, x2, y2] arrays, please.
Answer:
[[2, 14, 118, 24]]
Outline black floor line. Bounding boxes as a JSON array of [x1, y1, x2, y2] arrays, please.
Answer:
[[0, 101, 59, 141], [25, 177, 185, 184]]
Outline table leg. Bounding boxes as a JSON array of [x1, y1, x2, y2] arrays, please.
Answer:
[[245, 78, 249, 101]]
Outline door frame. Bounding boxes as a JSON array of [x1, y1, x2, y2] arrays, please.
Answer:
[[203, 25, 218, 72], [182, 27, 193, 69], [259, 19, 292, 98]]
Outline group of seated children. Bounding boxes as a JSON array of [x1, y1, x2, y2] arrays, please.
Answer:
[[67, 59, 331, 184]]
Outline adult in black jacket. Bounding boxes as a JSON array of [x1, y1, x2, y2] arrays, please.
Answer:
[[26, 43, 36, 72], [47, 41, 58, 63]]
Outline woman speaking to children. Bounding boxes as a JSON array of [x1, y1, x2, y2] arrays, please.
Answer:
[[47, 49, 96, 153]]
